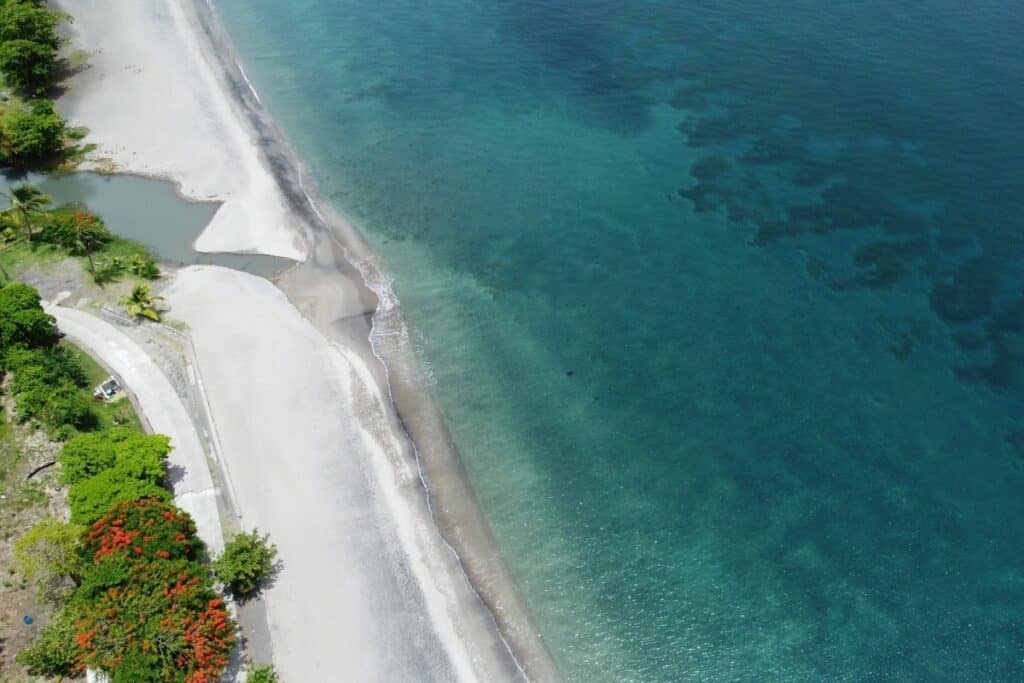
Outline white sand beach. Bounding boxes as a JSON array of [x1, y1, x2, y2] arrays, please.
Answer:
[[164, 266, 476, 681], [56, 0, 306, 261], [52, 0, 534, 680]]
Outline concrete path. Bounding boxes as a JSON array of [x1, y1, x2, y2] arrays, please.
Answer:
[[45, 304, 225, 555]]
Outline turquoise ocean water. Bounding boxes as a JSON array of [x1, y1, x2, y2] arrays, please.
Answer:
[[213, 0, 1023, 679]]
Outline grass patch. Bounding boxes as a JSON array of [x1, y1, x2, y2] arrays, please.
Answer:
[[0, 238, 67, 278], [0, 227, 158, 287], [58, 342, 143, 433]]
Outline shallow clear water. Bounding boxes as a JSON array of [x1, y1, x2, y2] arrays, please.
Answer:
[[1, 171, 290, 276], [215, 0, 1023, 679]]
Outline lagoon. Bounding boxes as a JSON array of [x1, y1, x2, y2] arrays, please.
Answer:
[[2, 171, 290, 276]]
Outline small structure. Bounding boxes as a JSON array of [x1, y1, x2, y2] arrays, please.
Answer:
[[93, 376, 122, 401]]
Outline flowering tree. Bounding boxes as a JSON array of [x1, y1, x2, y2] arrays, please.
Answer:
[[69, 499, 234, 681], [73, 559, 235, 682], [82, 497, 202, 563]]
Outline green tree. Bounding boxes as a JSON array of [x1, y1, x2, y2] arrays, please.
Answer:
[[59, 427, 171, 485], [0, 1, 61, 48], [6, 345, 97, 434], [121, 284, 164, 322], [3, 99, 66, 161], [73, 558, 235, 682], [2, 182, 50, 243], [0, 281, 56, 349], [212, 529, 278, 596], [14, 517, 85, 603], [0, 37, 55, 94], [68, 467, 170, 524], [40, 210, 113, 275], [13, 378, 96, 434], [7, 345, 88, 387]]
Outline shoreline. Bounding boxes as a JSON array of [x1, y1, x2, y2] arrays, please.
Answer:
[[54, 0, 560, 680], [186, 1, 562, 677]]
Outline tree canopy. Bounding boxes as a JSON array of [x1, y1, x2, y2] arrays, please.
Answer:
[[0, 281, 56, 350], [59, 428, 171, 486], [2, 98, 66, 161], [0, 0, 64, 95], [0, 1, 60, 48], [67, 469, 170, 524]]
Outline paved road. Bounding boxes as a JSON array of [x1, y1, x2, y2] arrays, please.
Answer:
[[45, 304, 225, 555]]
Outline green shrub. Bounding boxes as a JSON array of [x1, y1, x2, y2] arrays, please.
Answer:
[[5, 343, 100, 434], [59, 428, 171, 485], [248, 663, 281, 683], [212, 529, 278, 596], [15, 608, 78, 678], [14, 517, 84, 603], [68, 467, 169, 524], [128, 253, 160, 279], [2, 98, 66, 161], [13, 378, 96, 434], [6, 344, 87, 386], [0, 281, 56, 350]]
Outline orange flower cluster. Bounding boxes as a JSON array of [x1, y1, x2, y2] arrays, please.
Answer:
[[83, 498, 201, 564], [180, 598, 234, 683]]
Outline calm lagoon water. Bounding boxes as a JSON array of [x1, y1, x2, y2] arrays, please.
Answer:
[[2, 171, 289, 276], [214, 0, 1023, 679]]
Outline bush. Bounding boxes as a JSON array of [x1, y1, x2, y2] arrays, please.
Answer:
[[0, 281, 57, 350], [6, 344, 87, 385], [14, 517, 84, 603], [68, 468, 170, 524], [4, 342, 99, 434], [13, 376, 96, 434], [59, 427, 171, 485], [128, 253, 160, 279], [15, 608, 78, 678], [212, 529, 278, 596], [2, 98, 66, 161], [248, 663, 280, 683]]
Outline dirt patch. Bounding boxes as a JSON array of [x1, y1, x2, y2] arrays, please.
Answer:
[[0, 384, 67, 681]]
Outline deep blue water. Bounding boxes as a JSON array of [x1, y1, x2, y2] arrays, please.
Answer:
[[214, 0, 1023, 679]]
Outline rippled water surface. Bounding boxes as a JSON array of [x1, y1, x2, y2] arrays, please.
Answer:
[[214, 0, 1023, 678]]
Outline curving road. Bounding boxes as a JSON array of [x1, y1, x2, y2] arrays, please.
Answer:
[[44, 304, 225, 555]]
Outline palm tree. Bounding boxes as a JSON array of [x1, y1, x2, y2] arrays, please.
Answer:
[[71, 212, 106, 278], [121, 284, 164, 322], [3, 184, 52, 244]]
